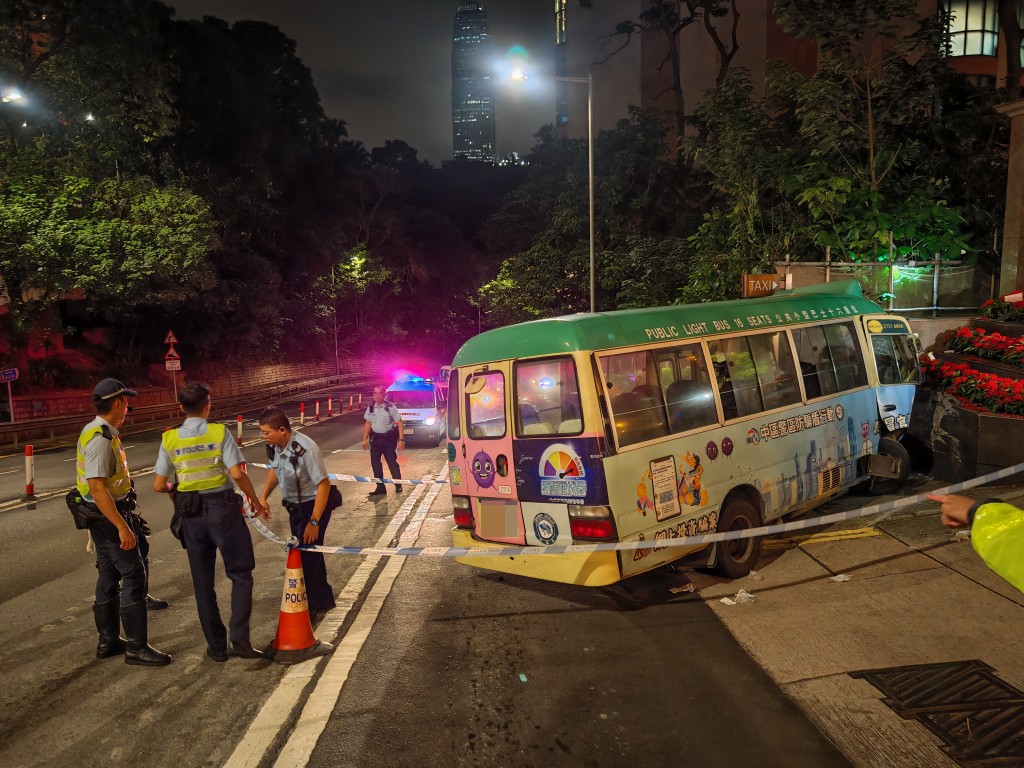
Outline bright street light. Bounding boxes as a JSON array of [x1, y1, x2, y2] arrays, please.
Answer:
[[509, 69, 596, 313], [2, 89, 22, 103]]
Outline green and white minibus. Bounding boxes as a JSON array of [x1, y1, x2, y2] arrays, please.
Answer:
[[444, 281, 921, 586]]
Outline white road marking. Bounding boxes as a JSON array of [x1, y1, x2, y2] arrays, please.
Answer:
[[0, 469, 18, 474], [224, 467, 446, 768]]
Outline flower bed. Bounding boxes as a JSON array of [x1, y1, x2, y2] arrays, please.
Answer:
[[980, 298, 1024, 322], [946, 326, 1024, 370], [920, 357, 1024, 417]]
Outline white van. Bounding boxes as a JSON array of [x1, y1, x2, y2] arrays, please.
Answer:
[[385, 376, 447, 446]]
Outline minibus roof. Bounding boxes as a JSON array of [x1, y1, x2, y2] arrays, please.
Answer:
[[452, 280, 884, 367]]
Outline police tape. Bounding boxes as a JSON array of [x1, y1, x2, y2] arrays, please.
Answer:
[[248, 463, 447, 485], [243, 461, 1024, 558]]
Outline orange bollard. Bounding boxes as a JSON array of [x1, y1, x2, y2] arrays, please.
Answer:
[[315, 400, 320, 421], [236, 414, 243, 445], [327, 397, 333, 417], [300, 402, 305, 426], [348, 394, 354, 412], [24, 445, 34, 498], [263, 548, 334, 664]]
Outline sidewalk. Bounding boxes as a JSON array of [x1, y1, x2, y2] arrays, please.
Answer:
[[691, 482, 1024, 767]]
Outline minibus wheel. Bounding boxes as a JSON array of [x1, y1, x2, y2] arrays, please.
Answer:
[[713, 499, 761, 579], [858, 437, 910, 496]]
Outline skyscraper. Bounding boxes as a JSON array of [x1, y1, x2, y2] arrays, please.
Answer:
[[451, 1, 496, 162]]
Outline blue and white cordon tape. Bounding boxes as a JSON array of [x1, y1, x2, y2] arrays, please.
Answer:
[[249, 463, 447, 486], [244, 461, 1024, 558]]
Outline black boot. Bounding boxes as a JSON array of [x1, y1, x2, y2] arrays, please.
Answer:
[[120, 600, 172, 667], [144, 558, 169, 610], [93, 600, 126, 659]]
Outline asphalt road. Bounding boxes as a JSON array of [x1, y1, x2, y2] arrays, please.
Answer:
[[0, 406, 853, 768]]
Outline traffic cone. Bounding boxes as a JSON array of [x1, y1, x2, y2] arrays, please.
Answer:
[[263, 547, 334, 664]]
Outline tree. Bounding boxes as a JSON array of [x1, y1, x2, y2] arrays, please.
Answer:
[[689, 0, 999, 297]]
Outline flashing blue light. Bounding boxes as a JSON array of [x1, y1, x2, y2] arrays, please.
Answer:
[[537, 377, 554, 390]]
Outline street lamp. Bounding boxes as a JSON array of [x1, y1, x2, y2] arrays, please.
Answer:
[[510, 69, 595, 313]]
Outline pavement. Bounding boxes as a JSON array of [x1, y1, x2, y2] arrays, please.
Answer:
[[688, 477, 1024, 768]]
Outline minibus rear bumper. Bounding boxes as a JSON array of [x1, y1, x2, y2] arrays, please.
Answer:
[[451, 528, 622, 586]]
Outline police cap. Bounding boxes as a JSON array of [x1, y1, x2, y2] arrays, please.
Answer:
[[93, 378, 139, 401]]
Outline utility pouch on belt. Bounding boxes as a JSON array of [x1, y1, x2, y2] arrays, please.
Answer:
[[173, 491, 204, 518], [326, 485, 343, 512], [65, 491, 106, 530]]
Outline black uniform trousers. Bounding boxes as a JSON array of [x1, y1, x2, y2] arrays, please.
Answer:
[[92, 513, 148, 608], [284, 500, 335, 613], [369, 430, 401, 494], [180, 492, 256, 651]]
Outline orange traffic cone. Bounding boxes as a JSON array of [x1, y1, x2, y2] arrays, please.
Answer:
[[263, 547, 334, 664]]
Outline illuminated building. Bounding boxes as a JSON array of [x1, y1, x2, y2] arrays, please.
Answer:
[[452, 1, 496, 162]]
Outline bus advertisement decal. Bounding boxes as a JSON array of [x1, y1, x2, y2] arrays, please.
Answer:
[[513, 439, 606, 505], [632, 511, 719, 561], [648, 456, 680, 521], [522, 502, 572, 546]]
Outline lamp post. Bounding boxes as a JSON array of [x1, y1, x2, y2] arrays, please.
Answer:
[[511, 70, 595, 312]]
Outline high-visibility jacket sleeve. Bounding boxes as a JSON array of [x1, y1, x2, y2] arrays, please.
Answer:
[[972, 502, 1024, 594]]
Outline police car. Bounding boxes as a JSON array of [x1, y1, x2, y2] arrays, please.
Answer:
[[385, 376, 447, 446]]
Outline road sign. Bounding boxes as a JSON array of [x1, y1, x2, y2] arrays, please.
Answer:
[[165, 359, 181, 371], [164, 346, 180, 361], [163, 331, 179, 345], [0, 368, 18, 383], [741, 274, 781, 298]]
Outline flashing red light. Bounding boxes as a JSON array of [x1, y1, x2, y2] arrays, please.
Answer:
[[454, 507, 474, 529]]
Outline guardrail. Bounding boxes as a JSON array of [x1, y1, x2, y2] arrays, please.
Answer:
[[0, 372, 374, 451]]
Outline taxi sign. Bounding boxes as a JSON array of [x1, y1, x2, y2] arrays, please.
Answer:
[[742, 274, 781, 298]]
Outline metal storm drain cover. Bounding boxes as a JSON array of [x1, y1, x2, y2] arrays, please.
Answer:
[[850, 660, 1024, 766]]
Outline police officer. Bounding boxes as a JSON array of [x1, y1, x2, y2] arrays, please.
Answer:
[[153, 382, 270, 662], [361, 386, 405, 498], [77, 378, 171, 666], [257, 407, 337, 623]]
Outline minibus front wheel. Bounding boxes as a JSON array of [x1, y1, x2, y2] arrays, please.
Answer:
[[713, 498, 762, 579]]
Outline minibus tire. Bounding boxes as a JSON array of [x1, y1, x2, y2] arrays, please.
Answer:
[[858, 437, 911, 496], [713, 499, 761, 579]]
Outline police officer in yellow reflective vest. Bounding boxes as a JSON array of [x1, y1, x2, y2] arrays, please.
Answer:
[[77, 378, 171, 666], [153, 382, 270, 662]]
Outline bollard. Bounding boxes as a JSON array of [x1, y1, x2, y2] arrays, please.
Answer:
[[327, 397, 333, 417], [348, 394, 354, 412], [300, 402, 305, 426], [237, 414, 243, 445], [358, 393, 363, 405], [25, 444, 34, 498], [315, 400, 320, 421]]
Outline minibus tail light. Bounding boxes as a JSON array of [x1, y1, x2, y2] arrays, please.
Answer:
[[452, 496, 473, 528], [567, 504, 617, 540]]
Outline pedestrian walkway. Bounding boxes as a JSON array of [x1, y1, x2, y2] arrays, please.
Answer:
[[691, 483, 1024, 768]]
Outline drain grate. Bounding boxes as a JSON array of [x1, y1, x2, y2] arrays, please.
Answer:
[[850, 660, 1024, 767]]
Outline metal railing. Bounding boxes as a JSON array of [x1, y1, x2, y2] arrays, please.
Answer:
[[0, 372, 374, 451]]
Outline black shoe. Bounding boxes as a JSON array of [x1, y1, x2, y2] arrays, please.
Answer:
[[97, 637, 126, 659], [125, 645, 173, 666], [206, 647, 228, 663], [146, 595, 169, 611], [368, 489, 386, 498], [395, 484, 403, 494], [228, 642, 263, 659]]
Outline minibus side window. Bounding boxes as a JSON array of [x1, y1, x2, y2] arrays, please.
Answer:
[[662, 343, 718, 433], [466, 372, 506, 438], [792, 326, 837, 398], [447, 371, 460, 440], [824, 322, 868, 391], [600, 350, 669, 447], [514, 357, 582, 436], [708, 337, 761, 419], [750, 331, 801, 411]]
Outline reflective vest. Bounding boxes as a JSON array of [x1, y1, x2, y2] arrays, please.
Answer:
[[76, 423, 131, 501], [161, 422, 229, 492], [972, 502, 1024, 595]]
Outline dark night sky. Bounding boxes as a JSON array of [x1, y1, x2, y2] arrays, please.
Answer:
[[169, 1, 556, 165]]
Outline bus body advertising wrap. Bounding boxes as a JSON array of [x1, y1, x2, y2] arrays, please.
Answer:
[[444, 281, 921, 586]]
